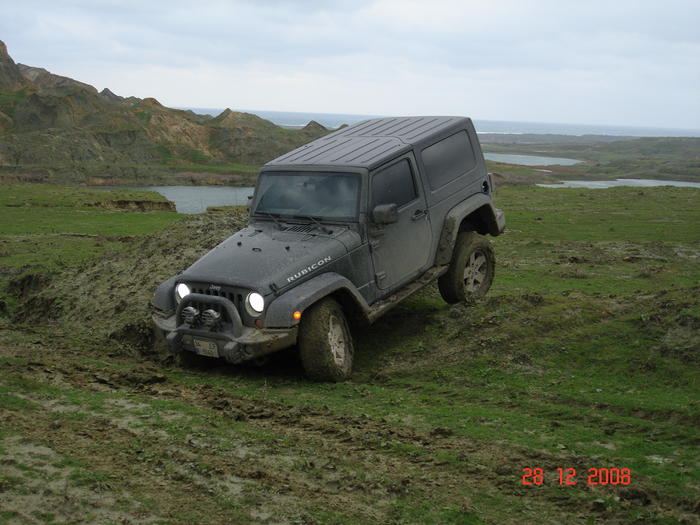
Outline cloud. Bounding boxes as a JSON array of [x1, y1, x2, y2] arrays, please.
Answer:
[[1, 0, 699, 128]]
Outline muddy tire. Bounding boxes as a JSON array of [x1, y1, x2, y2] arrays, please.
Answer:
[[438, 231, 495, 304], [298, 298, 354, 382]]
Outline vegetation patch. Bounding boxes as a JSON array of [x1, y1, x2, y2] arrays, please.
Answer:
[[0, 183, 698, 523], [483, 136, 700, 185]]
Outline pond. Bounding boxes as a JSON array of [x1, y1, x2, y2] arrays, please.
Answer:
[[103, 177, 700, 215], [537, 179, 700, 189], [484, 153, 582, 166]]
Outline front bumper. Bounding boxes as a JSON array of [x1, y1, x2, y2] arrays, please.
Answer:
[[152, 293, 297, 364]]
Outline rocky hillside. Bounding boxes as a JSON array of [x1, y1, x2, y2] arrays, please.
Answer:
[[0, 41, 25, 90], [0, 41, 330, 184]]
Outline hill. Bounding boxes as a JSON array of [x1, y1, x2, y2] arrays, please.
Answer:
[[0, 41, 330, 185]]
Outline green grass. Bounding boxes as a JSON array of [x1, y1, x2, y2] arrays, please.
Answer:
[[0, 183, 171, 207], [0, 162, 260, 186], [483, 136, 700, 183], [0, 184, 179, 275], [0, 183, 698, 523], [0, 207, 178, 235], [0, 88, 29, 121]]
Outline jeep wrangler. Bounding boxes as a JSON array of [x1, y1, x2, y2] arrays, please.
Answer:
[[152, 116, 506, 381]]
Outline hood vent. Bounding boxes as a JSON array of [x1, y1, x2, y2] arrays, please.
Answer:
[[283, 224, 317, 233]]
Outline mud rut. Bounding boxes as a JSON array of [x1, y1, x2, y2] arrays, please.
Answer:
[[0, 326, 696, 524]]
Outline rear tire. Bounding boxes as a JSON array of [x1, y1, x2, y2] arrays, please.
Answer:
[[298, 298, 354, 382], [438, 231, 495, 304]]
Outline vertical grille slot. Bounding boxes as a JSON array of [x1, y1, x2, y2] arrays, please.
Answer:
[[188, 284, 247, 323]]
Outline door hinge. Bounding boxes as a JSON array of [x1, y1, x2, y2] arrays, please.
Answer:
[[369, 240, 380, 251], [375, 271, 387, 282]]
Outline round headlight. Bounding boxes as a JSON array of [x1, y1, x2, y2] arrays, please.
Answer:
[[175, 283, 191, 303], [247, 292, 265, 314]]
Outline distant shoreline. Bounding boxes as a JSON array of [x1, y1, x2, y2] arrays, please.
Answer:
[[178, 107, 700, 138]]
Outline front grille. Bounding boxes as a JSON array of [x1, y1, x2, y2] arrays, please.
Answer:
[[188, 284, 246, 324]]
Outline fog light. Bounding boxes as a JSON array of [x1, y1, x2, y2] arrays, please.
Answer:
[[182, 306, 199, 325], [202, 309, 222, 328]]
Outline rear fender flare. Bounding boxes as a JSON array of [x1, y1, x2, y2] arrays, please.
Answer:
[[436, 194, 502, 265]]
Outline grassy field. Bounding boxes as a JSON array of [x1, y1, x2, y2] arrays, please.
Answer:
[[0, 184, 179, 310], [0, 183, 699, 524], [0, 162, 261, 187], [482, 137, 700, 185]]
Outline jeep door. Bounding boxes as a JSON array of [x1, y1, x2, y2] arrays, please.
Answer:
[[369, 154, 431, 291]]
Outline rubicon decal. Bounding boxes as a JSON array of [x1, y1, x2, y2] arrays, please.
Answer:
[[287, 256, 332, 283]]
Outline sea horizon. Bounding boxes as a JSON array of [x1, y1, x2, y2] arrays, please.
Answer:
[[178, 107, 700, 138]]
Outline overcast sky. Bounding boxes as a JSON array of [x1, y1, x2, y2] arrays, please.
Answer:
[[2, 0, 699, 130]]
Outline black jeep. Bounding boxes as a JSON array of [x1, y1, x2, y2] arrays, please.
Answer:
[[152, 116, 506, 380]]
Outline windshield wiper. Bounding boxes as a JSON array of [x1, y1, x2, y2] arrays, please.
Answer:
[[290, 215, 333, 235], [255, 211, 285, 230]]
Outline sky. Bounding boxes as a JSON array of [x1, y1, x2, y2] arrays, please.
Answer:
[[2, 0, 699, 130]]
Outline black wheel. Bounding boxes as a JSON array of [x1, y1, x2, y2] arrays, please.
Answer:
[[438, 231, 495, 304], [298, 298, 354, 382]]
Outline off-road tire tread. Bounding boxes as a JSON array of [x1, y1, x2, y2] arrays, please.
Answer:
[[298, 298, 354, 382], [438, 231, 495, 303]]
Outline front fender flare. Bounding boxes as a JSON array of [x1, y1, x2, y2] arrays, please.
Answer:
[[152, 276, 178, 313], [264, 272, 369, 328]]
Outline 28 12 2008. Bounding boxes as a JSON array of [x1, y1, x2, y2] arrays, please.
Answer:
[[521, 467, 632, 486]]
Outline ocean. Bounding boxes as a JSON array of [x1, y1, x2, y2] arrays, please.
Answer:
[[180, 107, 700, 138]]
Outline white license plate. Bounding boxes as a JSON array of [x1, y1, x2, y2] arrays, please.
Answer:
[[193, 338, 219, 358]]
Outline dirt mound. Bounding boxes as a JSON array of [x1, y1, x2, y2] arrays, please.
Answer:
[[87, 199, 176, 211], [12, 207, 249, 346]]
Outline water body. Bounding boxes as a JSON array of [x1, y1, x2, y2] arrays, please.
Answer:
[[537, 179, 700, 189], [101, 186, 255, 214], [484, 153, 581, 166], [180, 107, 700, 138], [104, 179, 699, 215]]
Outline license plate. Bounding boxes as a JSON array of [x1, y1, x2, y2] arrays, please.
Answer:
[[193, 338, 219, 358]]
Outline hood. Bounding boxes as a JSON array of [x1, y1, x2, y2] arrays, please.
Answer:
[[180, 222, 360, 294]]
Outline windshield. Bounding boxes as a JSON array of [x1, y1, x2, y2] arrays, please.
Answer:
[[253, 171, 361, 221]]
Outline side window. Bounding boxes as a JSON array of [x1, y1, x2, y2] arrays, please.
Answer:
[[372, 159, 417, 208], [421, 130, 476, 191]]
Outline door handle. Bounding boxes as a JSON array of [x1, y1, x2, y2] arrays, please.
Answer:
[[411, 209, 427, 221]]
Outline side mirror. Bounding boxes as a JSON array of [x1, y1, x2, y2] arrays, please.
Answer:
[[372, 203, 398, 224], [246, 194, 254, 209]]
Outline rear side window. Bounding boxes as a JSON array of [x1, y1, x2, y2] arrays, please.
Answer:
[[372, 159, 417, 208], [421, 131, 476, 191]]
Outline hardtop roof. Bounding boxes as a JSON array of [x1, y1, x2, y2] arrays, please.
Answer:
[[265, 116, 472, 170]]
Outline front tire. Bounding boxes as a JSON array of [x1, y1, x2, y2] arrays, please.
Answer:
[[438, 231, 495, 304], [298, 298, 354, 382]]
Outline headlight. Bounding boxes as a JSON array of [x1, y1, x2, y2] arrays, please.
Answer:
[[246, 292, 265, 314], [175, 283, 191, 303]]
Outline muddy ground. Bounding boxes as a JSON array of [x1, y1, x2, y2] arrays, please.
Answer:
[[2, 318, 697, 525], [1, 186, 699, 524]]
